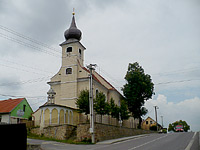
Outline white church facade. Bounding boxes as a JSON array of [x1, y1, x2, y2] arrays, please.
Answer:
[[33, 12, 138, 128]]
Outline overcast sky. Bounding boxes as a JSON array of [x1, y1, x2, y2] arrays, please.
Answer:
[[0, 0, 199, 131]]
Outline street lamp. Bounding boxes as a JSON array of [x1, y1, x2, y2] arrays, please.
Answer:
[[154, 106, 159, 131], [87, 64, 96, 144]]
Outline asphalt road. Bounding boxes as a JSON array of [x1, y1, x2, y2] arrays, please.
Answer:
[[28, 132, 199, 150]]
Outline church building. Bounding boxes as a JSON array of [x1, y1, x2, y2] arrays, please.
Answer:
[[33, 12, 137, 128]]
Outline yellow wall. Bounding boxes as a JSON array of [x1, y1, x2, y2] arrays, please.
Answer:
[[51, 108, 58, 124], [142, 117, 156, 130], [44, 109, 50, 126]]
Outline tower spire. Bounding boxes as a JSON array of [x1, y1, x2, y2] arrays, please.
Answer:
[[63, 10, 82, 41]]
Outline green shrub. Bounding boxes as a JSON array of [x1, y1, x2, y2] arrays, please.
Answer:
[[150, 125, 157, 131]]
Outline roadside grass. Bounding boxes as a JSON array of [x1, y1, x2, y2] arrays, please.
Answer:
[[27, 132, 93, 145]]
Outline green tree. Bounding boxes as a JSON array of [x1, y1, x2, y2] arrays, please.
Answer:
[[76, 90, 90, 115], [109, 98, 119, 119], [168, 123, 173, 132], [109, 98, 130, 121], [119, 99, 130, 121], [150, 125, 157, 131], [122, 62, 154, 128], [94, 92, 110, 122], [169, 120, 190, 132]]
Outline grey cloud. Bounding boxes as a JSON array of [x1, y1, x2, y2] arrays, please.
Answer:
[[0, 75, 22, 93]]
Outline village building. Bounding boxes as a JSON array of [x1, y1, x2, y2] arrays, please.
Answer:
[[141, 116, 162, 130], [0, 98, 33, 124], [33, 12, 138, 128]]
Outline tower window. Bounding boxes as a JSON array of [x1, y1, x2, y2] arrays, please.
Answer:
[[66, 47, 72, 53], [66, 68, 72, 74], [79, 49, 82, 58]]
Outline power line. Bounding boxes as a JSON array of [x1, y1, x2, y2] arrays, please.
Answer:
[[0, 93, 46, 99], [0, 63, 52, 76], [0, 24, 60, 53], [0, 76, 51, 86], [0, 32, 61, 58], [0, 59, 54, 75], [152, 67, 200, 77], [155, 78, 200, 85]]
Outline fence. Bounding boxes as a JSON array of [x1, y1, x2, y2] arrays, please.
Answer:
[[78, 113, 139, 129]]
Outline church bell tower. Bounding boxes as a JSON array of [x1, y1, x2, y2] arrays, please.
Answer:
[[48, 11, 86, 108]]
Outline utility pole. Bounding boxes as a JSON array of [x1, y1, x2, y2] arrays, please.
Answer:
[[87, 64, 96, 144], [160, 116, 163, 128], [154, 106, 159, 131]]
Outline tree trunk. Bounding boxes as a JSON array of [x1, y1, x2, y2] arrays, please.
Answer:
[[138, 117, 142, 129]]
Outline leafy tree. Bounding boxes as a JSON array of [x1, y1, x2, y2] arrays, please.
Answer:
[[109, 98, 130, 121], [168, 123, 173, 132], [168, 120, 190, 132], [76, 90, 90, 115], [109, 98, 119, 119], [94, 92, 110, 122], [122, 62, 154, 128], [119, 99, 130, 121]]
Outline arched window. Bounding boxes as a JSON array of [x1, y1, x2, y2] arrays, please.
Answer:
[[66, 68, 72, 74]]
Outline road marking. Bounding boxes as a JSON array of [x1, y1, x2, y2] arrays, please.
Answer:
[[88, 135, 150, 150], [185, 132, 197, 150], [127, 134, 168, 150]]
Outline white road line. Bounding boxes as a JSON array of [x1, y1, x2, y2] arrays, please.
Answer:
[[127, 134, 169, 150], [185, 132, 197, 150], [88, 135, 149, 150]]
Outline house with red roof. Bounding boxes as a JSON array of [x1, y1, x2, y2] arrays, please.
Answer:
[[0, 98, 33, 124]]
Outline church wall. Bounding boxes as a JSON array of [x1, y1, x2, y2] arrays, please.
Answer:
[[108, 90, 123, 106], [93, 80, 109, 101], [32, 109, 41, 126]]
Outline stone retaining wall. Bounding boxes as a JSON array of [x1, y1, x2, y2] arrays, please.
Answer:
[[30, 124, 76, 140], [77, 123, 153, 142], [30, 123, 153, 142]]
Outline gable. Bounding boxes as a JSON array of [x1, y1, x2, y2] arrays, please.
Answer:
[[10, 98, 33, 119]]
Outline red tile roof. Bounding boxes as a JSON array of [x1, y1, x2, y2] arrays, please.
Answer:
[[0, 98, 24, 113], [77, 59, 123, 97]]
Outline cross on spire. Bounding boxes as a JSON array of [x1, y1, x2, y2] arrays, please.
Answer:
[[72, 8, 75, 15]]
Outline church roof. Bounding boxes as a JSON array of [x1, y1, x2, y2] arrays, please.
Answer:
[[77, 60, 123, 98], [0, 98, 24, 113]]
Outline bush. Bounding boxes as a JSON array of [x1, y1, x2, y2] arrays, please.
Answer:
[[162, 129, 167, 133], [150, 125, 157, 131]]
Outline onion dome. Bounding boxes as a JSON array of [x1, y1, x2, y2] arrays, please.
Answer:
[[64, 14, 82, 41]]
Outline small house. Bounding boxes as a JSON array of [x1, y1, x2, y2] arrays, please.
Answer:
[[0, 98, 33, 124], [141, 116, 162, 130]]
